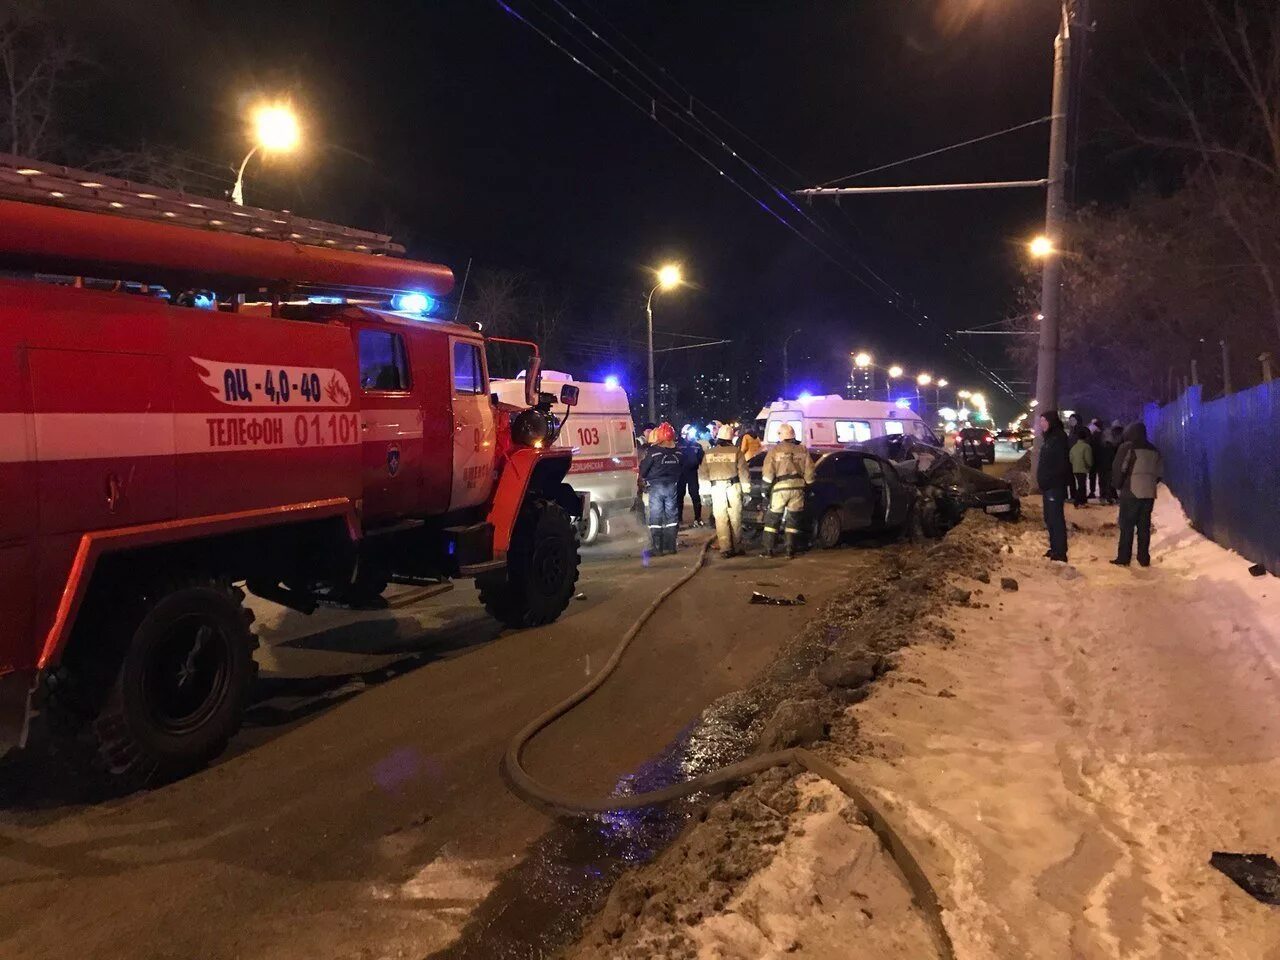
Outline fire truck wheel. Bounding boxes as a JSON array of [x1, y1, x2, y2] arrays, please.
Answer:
[[479, 499, 581, 628], [89, 578, 256, 786]]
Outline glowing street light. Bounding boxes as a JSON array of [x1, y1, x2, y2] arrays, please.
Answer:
[[888, 364, 904, 378], [656, 263, 683, 291], [646, 262, 685, 420], [853, 351, 872, 368], [958, 389, 972, 399], [937, 378, 949, 388], [916, 372, 932, 387], [1029, 234, 1055, 259], [232, 101, 301, 206]]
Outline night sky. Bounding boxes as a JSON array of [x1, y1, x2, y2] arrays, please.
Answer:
[[63, 0, 1162, 422]]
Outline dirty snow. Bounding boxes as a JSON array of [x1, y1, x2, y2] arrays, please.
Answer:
[[845, 489, 1280, 958]]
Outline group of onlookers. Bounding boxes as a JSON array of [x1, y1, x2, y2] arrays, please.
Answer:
[[1037, 410, 1164, 567], [1065, 413, 1126, 507]]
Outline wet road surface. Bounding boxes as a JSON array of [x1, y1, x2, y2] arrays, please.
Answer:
[[0, 528, 885, 960]]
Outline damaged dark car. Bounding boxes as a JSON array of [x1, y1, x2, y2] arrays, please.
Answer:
[[741, 436, 1021, 549], [855, 435, 1022, 534]]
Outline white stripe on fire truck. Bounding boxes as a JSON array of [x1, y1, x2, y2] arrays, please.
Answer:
[[0, 412, 391, 462]]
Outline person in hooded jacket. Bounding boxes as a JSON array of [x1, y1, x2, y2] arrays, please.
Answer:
[[1036, 410, 1072, 562], [1069, 426, 1094, 507], [639, 422, 684, 555], [1111, 421, 1164, 567], [760, 423, 816, 559]]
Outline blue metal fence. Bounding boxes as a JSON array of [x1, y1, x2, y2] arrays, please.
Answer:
[[1144, 382, 1280, 573]]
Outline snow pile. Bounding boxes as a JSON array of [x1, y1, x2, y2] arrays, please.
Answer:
[[690, 776, 936, 959]]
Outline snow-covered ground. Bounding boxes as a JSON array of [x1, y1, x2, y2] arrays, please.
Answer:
[[838, 489, 1280, 958]]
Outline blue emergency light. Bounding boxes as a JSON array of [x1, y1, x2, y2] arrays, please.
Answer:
[[391, 292, 434, 315]]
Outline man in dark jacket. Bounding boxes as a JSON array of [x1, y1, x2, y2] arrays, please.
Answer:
[[639, 422, 685, 555], [676, 427, 705, 527], [1036, 410, 1072, 562], [1087, 419, 1107, 501], [1111, 421, 1164, 567]]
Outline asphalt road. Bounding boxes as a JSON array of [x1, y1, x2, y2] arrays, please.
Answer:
[[0, 521, 887, 960]]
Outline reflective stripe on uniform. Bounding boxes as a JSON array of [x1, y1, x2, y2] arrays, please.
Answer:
[[763, 525, 779, 533]]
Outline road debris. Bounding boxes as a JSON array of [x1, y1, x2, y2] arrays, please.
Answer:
[[1211, 852, 1280, 905], [1001, 576, 1020, 591], [749, 591, 807, 606]]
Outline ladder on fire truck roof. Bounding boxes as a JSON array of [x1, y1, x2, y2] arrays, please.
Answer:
[[0, 153, 455, 298], [0, 153, 402, 256]]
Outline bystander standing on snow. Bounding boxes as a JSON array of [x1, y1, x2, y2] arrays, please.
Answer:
[[1111, 421, 1164, 567], [1069, 427, 1094, 507], [1036, 410, 1072, 562]]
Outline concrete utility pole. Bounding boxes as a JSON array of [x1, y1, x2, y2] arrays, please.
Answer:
[[1220, 340, 1232, 395], [1032, 1, 1080, 423]]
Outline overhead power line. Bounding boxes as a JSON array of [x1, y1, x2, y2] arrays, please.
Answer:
[[814, 116, 1052, 188], [496, 0, 1017, 398]]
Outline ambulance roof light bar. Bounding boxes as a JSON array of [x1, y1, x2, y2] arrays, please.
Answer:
[[0, 152, 402, 257]]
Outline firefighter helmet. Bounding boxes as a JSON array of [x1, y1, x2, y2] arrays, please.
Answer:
[[653, 422, 676, 444], [778, 423, 797, 441]]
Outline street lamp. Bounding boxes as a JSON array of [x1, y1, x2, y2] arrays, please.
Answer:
[[232, 102, 301, 207], [885, 364, 903, 401], [645, 263, 683, 421], [1029, 234, 1055, 259], [916, 373, 932, 387]]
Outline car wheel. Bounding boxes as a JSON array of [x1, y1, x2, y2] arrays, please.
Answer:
[[578, 504, 602, 546], [813, 508, 843, 549]]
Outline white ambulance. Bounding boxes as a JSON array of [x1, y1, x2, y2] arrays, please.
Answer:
[[757, 396, 937, 450], [494, 371, 638, 544]]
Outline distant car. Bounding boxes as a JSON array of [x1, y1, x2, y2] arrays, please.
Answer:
[[742, 449, 915, 548], [996, 428, 1033, 451], [955, 427, 996, 465]]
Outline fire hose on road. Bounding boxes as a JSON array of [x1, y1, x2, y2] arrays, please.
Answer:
[[502, 537, 955, 959]]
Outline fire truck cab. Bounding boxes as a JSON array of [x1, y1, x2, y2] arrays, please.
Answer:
[[0, 157, 584, 785]]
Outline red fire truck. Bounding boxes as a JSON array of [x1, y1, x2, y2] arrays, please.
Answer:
[[0, 157, 584, 785]]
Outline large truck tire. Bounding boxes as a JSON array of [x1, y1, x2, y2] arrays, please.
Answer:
[[49, 577, 257, 789], [479, 499, 581, 628]]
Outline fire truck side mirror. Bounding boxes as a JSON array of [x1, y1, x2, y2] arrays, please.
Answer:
[[524, 356, 542, 408], [559, 384, 580, 407]]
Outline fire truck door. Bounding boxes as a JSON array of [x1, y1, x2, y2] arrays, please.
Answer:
[[448, 338, 495, 510], [28, 349, 176, 534], [356, 326, 422, 525]]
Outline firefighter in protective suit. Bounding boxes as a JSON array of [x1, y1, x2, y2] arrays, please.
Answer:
[[699, 423, 750, 557], [760, 423, 815, 559]]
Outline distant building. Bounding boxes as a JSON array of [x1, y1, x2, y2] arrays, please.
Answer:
[[846, 367, 874, 401], [693, 372, 732, 420]]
